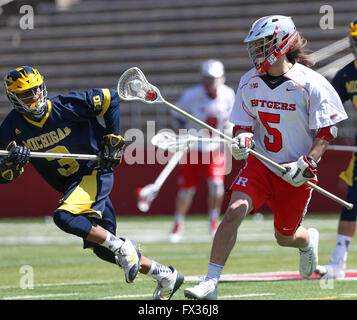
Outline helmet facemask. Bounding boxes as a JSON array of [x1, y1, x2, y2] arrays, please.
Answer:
[[247, 35, 278, 73], [5, 82, 47, 120]]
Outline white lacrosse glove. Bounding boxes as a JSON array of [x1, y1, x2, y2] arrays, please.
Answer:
[[281, 155, 318, 187], [230, 132, 255, 160]]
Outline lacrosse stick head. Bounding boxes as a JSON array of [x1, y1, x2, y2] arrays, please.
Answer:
[[151, 131, 192, 152], [136, 185, 159, 212], [117, 67, 163, 104]]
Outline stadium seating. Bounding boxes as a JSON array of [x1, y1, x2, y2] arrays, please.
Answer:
[[0, 0, 356, 135]]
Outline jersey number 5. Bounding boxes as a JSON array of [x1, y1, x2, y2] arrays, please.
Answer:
[[258, 112, 282, 152]]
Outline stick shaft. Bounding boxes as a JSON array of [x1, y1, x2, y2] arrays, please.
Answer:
[[327, 145, 357, 152], [0, 150, 99, 161], [154, 148, 186, 187], [161, 100, 353, 210], [305, 181, 353, 210]]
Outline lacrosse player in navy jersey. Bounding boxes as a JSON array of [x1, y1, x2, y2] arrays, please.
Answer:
[[0, 66, 183, 300], [315, 18, 357, 279]]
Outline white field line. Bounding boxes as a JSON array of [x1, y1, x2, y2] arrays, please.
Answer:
[[3, 293, 78, 300], [2, 270, 357, 291], [184, 269, 357, 282], [0, 233, 341, 245], [101, 293, 275, 300], [0, 279, 122, 290], [220, 293, 275, 299], [101, 293, 152, 299]]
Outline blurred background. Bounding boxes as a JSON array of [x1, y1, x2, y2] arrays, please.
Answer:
[[0, 0, 356, 217]]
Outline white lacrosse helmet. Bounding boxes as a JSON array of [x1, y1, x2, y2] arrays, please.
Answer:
[[244, 15, 298, 73], [201, 59, 225, 78]]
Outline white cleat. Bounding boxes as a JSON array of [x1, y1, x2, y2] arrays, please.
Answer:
[[315, 258, 346, 279], [115, 238, 141, 283], [299, 228, 319, 279], [184, 279, 218, 300], [153, 266, 184, 300]]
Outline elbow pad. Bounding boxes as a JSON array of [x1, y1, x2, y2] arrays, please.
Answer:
[[316, 125, 338, 142]]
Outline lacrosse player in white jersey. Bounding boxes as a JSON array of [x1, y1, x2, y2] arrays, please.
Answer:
[[169, 59, 235, 242], [185, 15, 348, 300]]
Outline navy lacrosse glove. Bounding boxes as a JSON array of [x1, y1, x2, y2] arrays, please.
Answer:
[[98, 134, 125, 169], [0, 141, 31, 182]]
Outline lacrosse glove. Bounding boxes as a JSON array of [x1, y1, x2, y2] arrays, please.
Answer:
[[0, 141, 31, 183], [281, 155, 317, 187], [98, 134, 125, 169], [230, 132, 255, 160]]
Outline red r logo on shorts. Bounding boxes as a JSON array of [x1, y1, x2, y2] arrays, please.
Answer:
[[236, 177, 248, 187]]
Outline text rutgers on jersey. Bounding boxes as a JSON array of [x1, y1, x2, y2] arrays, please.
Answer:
[[250, 99, 296, 111]]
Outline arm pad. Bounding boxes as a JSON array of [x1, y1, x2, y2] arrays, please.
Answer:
[[316, 125, 338, 142]]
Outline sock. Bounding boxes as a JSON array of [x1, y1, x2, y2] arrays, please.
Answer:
[[332, 234, 352, 262], [101, 231, 125, 254], [204, 262, 224, 283], [209, 208, 220, 221], [300, 231, 315, 252], [174, 212, 185, 225], [147, 261, 172, 281]]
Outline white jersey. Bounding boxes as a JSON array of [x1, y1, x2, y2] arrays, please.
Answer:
[[230, 63, 348, 175], [175, 83, 235, 152]]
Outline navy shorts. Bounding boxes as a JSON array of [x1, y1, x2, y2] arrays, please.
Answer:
[[340, 155, 357, 222], [54, 170, 118, 248]]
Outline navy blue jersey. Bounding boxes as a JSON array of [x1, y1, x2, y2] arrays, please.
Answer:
[[331, 60, 357, 187], [0, 88, 120, 193], [331, 60, 357, 107]]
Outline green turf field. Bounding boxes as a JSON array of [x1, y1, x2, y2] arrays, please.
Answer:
[[0, 213, 356, 300]]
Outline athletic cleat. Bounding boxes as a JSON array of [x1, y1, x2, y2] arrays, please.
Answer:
[[315, 258, 346, 279], [115, 238, 141, 283], [184, 279, 218, 300], [153, 266, 184, 300], [299, 228, 319, 279], [169, 223, 183, 243], [209, 219, 219, 238]]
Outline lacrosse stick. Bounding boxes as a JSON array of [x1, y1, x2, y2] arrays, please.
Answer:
[[0, 150, 99, 160], [137, 147, 187, 212], [327, 145, 357, 152], [151, 131, 227, 152], [117, 67, 353, 210]]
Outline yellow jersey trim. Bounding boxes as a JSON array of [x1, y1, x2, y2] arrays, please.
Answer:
[[24, 100, 52, 128], [99, 88, 111, 117], [339, 155, 356, 187]]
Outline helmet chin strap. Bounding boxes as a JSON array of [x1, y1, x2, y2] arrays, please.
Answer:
[[24, 101, 48, 121]]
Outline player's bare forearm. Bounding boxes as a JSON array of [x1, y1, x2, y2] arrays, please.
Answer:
[[307, 137, 329, 162]]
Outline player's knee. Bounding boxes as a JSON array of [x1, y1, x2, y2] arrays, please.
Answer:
[[224, 201, 248, 224], [208, 179, 224, 197], [53, 210, 92, 239], [275, 235, 290, 247], [177, 187, 196, 200], [340, 207, 357, 222], [274, 231, 293, 247]]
